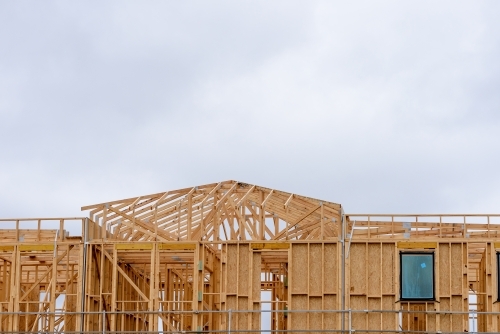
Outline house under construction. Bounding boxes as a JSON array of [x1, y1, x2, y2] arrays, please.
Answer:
[[1, 180, 500, 333]]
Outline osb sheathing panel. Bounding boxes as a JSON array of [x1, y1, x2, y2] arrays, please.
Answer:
[[309, 296, 322, 331], [226, 245, 238, 294], [348, 241, 468, 332], [349, 243, 366, 295], [324, 244, 337, 294], [439, 244, 450, 295], [291, 244, 307, 295], [350, 295, 366, 330], [224, 244, 260, 333], [437, 243, 468, 332], [252, 252, 261, 300], [381, 296, 396, 330], [238, 245, 249, 296], [451, 244, 463, 294], [323, 294, 336, 328], [367, 243, 381, 296], [237, 297, 249, 330], [289, 242, 339, 332], [368, 297, 380, 331], [290, 294, 307, 329], [252, 252, 261, 334], [481, 242, 500, 332], [382, 244, 395, 294], [309, 244, 322, 296]]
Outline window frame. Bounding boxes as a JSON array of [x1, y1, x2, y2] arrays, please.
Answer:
[[399, 251, 435, 301], [497, 252, 500, 302]]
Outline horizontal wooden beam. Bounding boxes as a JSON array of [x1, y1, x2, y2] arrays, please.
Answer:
[[251, 242, 290, 250], [397, 241, 437, 249]]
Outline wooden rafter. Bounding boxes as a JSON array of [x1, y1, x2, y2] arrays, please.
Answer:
[[81, 180, 342, 242]]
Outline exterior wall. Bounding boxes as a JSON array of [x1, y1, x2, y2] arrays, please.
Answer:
[[223, 243, 261, 333], [346, 241, 469, 332], [3, 222, 500, 333], [288, 242, 339, 332], [480, 242, 500, 331], [347, 242, 398, 332], [79, 241, 340, 333]]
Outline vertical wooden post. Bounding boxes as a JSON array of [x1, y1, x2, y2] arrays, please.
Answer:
[[192, 243, 204, 332], [260, 191, 265, 240], [187, 193, 193, 240], [75, 245, 84, 331], [102, 206, 108, 239], [49, 245, 58, 332], [320, 203, 324, 240], [110, 247, 118, 332], [9, 245, 20, 332]]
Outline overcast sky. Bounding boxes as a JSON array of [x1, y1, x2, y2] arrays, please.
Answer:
[[1, 1, 500, 218]]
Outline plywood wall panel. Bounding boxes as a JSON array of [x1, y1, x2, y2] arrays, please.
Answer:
[[289, 242, 339, 332], [439, 244, 450, 296], [427, 310, 436, 332], [291, 244, 308, 294], [368, 243, 381, 296], [440, 297, 451, 332], [309, 244, 322, 296], [238, 245, 249, 295], [226, 245, 238, 294], [324, 244, 337, 293], [227, 295, 237, 328], [290, 294, 307, 330], [381, 296, 395, 330], [252, 252, 261, 301], [367, 297, 381, 330], [324, 294, 337, 328], [451, 244, 462, 295], [237, 297, 249, 330], [309, 297, 322, 332], [252, 303, 260, 334], [350, 244, 366, 295], [350, 295, 366, 331], [382, 244, 395, 294], [452, 295, 465, 331]]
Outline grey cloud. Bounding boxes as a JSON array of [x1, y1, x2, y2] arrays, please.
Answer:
[[1, 1, 500, 219]]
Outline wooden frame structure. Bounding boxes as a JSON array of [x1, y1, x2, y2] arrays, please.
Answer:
[[1, 180, 500, 333]]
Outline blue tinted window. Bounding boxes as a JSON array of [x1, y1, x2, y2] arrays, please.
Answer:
[[497, 253, 500, 301], [401, 253, 434, 300]]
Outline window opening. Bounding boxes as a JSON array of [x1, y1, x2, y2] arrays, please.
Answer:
[[400, 252, 435, 300], [497, 252, 500, 302]]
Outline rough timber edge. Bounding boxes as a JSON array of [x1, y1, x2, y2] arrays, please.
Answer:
[[80, 180, 342, 211]]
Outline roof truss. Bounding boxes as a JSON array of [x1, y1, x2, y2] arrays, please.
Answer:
[[81, 180, 342, 242]]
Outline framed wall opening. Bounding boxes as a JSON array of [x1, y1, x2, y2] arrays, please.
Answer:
[[260, 249, 288, 334], [497, 252, 500, 303], [400, 252, 435, 301]]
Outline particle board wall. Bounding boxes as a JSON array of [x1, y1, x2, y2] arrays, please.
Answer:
[[346, 242, 397, 332], [222, 243, 261, 334], [346, 241, 468, 333], [436, 242, 468, 333], [478, 247, 488, 332], [480, 242, 500, 331], [288, 242, 339, 333]]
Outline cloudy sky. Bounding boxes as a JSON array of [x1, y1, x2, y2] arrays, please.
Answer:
[[1, 1, 500, 218]]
